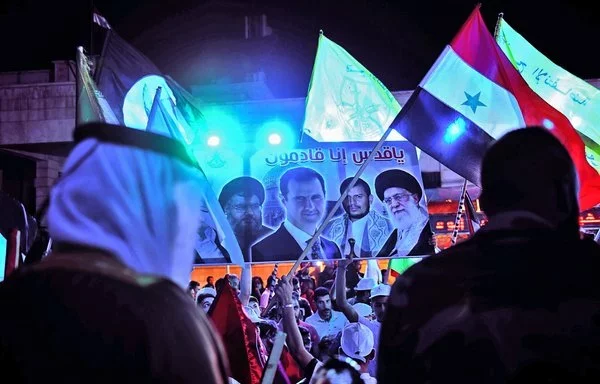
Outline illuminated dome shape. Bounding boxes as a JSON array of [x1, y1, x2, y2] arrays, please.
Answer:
[[123, 75, 176, 130]]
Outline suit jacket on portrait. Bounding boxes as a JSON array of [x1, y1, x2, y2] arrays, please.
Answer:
[[251, 224, 342, 262]]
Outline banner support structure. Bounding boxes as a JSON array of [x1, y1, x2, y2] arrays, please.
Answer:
[[287, 125, 395, 277], [450, 178, 468, 245]]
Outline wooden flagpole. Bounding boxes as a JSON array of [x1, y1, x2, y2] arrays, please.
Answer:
[[259, 331, 287, 384]]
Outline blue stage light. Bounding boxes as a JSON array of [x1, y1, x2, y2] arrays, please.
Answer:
[[268, 133, 282, 145], [207, 135, 220, 147], [198, 108, 244, 151], [256, 119, 295, 149]]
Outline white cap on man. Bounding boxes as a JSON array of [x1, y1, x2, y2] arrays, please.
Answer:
[[369, 283, 391, 299], [340, 323, 375, 363], [197, 287, 217, 298], [352, 302, 373, 318], [354, 277, 376, 291]]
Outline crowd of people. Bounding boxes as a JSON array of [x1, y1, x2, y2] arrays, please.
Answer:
[[1, 122, 600, 383], [188, 256, 388, 382]]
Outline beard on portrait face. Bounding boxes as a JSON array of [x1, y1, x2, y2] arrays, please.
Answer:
[[230, 213, 262, 238]]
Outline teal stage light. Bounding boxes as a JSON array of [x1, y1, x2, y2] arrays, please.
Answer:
[[268, 133, 282, 145], [207, 135, 221, 147], [199, 108, 245, 151], [256, 119, 295, 149]]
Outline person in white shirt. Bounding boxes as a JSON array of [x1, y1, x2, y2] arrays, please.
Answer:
[[336, 258, 390, 378], [274, 276, 375, 384], [337, 323, 378, 384], [347, 277, 376, 306], [259, 275, 277, 311], [305, 287, 349, 340], [311, 323, 378, 384]]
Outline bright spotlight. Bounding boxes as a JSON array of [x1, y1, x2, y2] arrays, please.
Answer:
[[256, 119, 295, 150], [268, 133, 282, 145], [207, 135, 220, 147]]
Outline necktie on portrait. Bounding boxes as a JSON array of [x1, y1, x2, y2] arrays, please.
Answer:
[[306, 238, 324, 260]]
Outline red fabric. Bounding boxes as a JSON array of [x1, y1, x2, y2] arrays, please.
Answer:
[[302, 290, 316, 312], [450, 6, 600, 210], [279, 345, 302, 383], [4, 229, 20, 278], [209, 284, 265, 384]]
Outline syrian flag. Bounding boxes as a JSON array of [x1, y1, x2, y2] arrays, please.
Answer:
[[390, 5, 600, 211]]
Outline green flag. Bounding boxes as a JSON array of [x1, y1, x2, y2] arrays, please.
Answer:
[[76, 47, 119, 126], [303, 32, 404, 142], [496, 18, 600, 173], [389, 257, 422, 277]]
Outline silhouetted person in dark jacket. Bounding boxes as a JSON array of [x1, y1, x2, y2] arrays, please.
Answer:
[[379, 127, 600, 383]]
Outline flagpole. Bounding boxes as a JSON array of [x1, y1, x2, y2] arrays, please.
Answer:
[[75, 47, 81, 128], [287, 125, 395, 277], [464, 191, 476, 236], [493, 12, 504, 40], [450, 178, 468, 245], [146, 86, 163, 130]]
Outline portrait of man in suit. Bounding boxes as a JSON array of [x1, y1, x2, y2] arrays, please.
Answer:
[[374, 169, 434, 257], [324, 177, 393, 257], [251, 167, 342, 262], [218, 176, 273, 260]]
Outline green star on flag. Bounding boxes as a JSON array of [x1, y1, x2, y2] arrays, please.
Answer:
[[461, 91, 486, 113]]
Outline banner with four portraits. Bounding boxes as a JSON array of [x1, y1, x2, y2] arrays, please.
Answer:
[[193, 137, 433, 264]]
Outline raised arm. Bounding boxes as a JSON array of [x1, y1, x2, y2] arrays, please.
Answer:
[[335, 258, 359, 323], [239, 263, 251, 306], [274, 275, 314, 368]]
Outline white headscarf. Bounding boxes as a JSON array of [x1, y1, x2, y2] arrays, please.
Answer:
[[47, 138, 206, 288]]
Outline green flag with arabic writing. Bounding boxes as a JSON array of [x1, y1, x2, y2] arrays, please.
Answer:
[[76, 47, 119, 126], [303, 32, 404, 142], [496, 17, 600, 174]]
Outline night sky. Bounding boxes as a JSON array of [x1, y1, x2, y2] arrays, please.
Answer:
[[0, 0, 597, 95]]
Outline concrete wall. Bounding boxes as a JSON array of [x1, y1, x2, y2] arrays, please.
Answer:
[[0, 82, 75, 146]]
